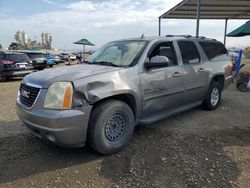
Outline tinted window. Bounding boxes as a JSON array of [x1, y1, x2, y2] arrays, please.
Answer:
[[199, 41, 228, 61], [178, 41, 201, 64], [27, 53, 44, 59], [6, 54, 30, 62]]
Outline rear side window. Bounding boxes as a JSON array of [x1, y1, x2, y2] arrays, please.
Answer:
[[199, 41, 228, 61], [178, 41, 201, 64]]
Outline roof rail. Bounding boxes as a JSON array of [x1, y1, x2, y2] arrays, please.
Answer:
[[165, 35, 217, 41], [165, 35, 192, 38], [196, 36, 217, 41]]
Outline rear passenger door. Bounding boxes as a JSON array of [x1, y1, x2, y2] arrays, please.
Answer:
[[177, 40, 209, 104]]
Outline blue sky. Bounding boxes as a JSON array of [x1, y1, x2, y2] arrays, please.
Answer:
[[0, 0, 248, 50]]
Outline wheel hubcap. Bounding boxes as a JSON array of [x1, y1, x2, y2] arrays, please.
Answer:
[[211, 87, 219, 106], [105, 114, 126, 141]]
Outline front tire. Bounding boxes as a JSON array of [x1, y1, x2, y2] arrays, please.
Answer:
[[88, 100, 135, 155], [202, 82, 222, 110]]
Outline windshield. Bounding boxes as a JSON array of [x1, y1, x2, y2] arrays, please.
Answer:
[[87, 40, 147, 67], [27, 53, 44, 59], [44, 54, 52, 58]]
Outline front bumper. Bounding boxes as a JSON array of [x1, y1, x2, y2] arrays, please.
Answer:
[[33, 63, 47, 69], [46, 60, 55, 65], [16, 100, 92, 147], [224, 75, 232, 90], [2, 69, 34, 77]]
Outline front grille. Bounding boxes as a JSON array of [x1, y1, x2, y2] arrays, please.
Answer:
[[19, 83, 40, 108]]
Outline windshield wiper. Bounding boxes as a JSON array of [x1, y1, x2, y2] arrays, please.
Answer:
[[93, 61, 120, 67]]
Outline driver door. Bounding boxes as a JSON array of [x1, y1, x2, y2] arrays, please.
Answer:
[[140, 42, 185, 117]]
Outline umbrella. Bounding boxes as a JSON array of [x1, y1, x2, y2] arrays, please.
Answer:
[[73, 38, 95, 53], [227, 20, 250, 37]]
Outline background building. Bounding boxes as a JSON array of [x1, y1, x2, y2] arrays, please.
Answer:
[[41, 32, 52, 49], [15, 30, 28, 45], [12, 31, 52, 50]]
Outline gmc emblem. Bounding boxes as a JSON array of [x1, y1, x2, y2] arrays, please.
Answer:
[[20, 89, 30, 98]]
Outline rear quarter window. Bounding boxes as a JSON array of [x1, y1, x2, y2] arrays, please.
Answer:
[[199, 41, 228, 61]]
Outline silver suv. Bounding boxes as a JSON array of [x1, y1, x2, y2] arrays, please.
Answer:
[[16, 36, 233, 154]]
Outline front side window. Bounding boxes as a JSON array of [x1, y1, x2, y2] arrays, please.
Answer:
[[178, 41, 201, 64], [149, 42, 177, 66], [88, 40, 148, 67]]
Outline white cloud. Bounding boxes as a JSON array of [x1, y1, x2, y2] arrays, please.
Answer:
[[0, 0, 249, 49]]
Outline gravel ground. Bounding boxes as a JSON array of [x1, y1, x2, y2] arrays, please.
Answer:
[[0, 70, 250, 188]]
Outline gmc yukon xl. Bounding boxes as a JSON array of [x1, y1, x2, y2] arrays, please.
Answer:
[[16, 36, 233, 154]]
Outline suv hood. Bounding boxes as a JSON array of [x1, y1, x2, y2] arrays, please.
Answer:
[[23, 64, 122, 88]]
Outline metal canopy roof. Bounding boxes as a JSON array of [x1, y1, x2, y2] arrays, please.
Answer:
[[160, 0, 250, 20]]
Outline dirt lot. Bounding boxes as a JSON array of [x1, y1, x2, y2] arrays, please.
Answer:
[[0, 72, 250, 188]]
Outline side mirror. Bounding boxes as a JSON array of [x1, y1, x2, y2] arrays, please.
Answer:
[[144, 56, 169, 69]]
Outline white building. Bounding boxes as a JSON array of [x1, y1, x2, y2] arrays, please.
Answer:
[[15, 31, 22, 43], [41, 32, 52, 49], [22, 31, 28, 44], [15, 30, 28, 45]]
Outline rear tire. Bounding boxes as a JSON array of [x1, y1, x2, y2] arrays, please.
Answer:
[[49, 65, 53, 68], [238, 83, 248, 92], [202, 82, 222, 110], [88, 100, 135, 155]]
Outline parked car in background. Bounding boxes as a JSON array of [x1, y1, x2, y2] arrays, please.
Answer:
[[52, 54, 62, 64], [60, 53, 70, 61], [17, 36, 233, 154], [73, 52, 82, 60], [0, 51, 33, 81], [44, 54, 55, 67], [68, 54, 77, 61], [24, 52, 47, 70]]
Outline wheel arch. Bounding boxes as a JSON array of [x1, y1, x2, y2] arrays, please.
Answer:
[[211, 74, 225, 89], [91, 93, 138, 119]]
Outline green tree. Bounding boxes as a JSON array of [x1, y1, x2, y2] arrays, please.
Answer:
[[0, 44, 2, 49], [8, 42, 25, 50]]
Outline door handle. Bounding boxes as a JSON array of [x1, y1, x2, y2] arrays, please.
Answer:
[[172, 72, 182, 77], [198, 68, 207, 72]]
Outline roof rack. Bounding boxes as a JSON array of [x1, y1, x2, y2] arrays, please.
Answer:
[[165, 35, 192, 38], [196, 36, 217, 41], [165, 35, 217, 41]]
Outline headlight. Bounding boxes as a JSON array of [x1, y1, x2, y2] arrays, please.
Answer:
[[44, 82, 73, 109]]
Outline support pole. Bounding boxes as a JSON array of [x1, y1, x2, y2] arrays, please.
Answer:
[[196, 0, 201, 37], [158, 17, 161, 36], [224, 19, 228, 46]]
